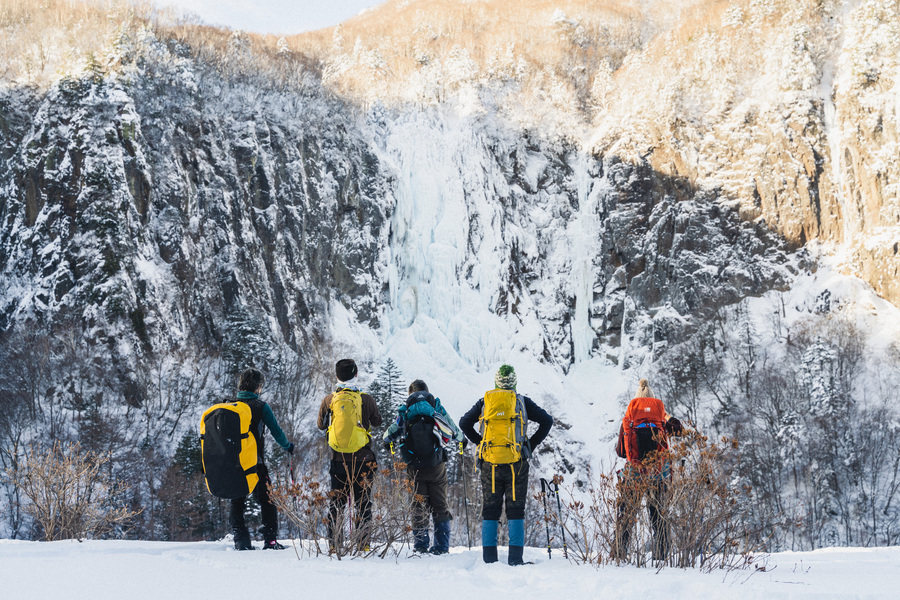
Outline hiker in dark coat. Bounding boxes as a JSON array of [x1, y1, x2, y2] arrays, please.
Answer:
[[230, 368, 294, 550], [383, 379, 464, 554], [459, 364, 553, 565], [317, 358, 382, 551]]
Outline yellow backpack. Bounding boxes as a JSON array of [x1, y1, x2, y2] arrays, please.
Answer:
[[200, 401, 259, 499], [327, 388, 370, 453], [478, 388, 528, 465]]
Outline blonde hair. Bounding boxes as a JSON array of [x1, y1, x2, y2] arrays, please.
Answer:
[[635, 378, 653, 398]]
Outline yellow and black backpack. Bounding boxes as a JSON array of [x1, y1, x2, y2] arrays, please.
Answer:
[[478, 388, 529, 499], [200, 401, 259, 499], [327, 388, 370, 453], [478, 388, 529, 464]]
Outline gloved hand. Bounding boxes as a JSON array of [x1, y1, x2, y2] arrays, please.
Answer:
[[666, 416, 685, 436], [286, 442, 295, 455]]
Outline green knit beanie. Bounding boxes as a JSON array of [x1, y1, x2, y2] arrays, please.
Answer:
[[495, 364, 517, 390]]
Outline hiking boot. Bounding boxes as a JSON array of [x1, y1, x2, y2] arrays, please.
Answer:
[[508, 545, 525, 566], [263, 540, 286, 550], [430, 520, 451, 555], [233, 528, 253, 551], [482, 546, 498, 563], [412, 529, 429, 553]]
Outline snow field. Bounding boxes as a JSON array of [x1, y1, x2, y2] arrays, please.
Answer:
[[2, 539, 899, 599]]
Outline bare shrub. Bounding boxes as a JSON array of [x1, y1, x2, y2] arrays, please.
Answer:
[[7, 442, 139, 540], [272, 460, 417, 559], [271, 473, 331, 557], [365, 461, 418, 558], [557, 429, 769, 571], [664, 430, 770, 570]]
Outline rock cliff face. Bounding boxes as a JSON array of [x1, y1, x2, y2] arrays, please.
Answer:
[[0, 0, 894, 448], [374, 112, 798, 374], [1, 61, 390, 384], [581, 0, 900, 303]]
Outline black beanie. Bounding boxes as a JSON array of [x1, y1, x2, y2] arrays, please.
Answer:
[[335, 359, 358, 382]]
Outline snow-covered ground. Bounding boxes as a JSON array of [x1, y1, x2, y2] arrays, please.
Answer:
[[3, 538, 898, 599]]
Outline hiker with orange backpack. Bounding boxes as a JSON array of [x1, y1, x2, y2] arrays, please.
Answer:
[[613, 378, 683, 562], [459, 364, 553, 565], [317, 358, 383, 552]]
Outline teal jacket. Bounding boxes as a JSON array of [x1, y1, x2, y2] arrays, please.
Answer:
[[383, 391, 464, 444]]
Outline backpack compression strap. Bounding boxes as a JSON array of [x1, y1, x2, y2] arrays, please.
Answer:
[[489, 463, 518, 502]]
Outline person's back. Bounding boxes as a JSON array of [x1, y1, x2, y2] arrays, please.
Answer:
[[227, 368, 294, 551], [613, 378, 682, 562], [317, 359, 382, 552], [615, 379, 683, 471], [383, 379, 463, 554], [459, 364, 553, 565]]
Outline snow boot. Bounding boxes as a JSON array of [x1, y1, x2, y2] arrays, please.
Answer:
[[482, 519, 499, 564], [508, 545, 526, 566], [413, 529, 430, 553], [508, 519, 526, 565], [263, 539, 286, 550], [233, 528, 253, 551], [430, 519, 451, 555]]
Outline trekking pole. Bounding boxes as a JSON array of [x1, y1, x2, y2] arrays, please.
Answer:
[[539, 478, 552, 559], [288, 451, 296, 486], [551, 475, 568, 559], [460, 442, 472, 550], [287, 452, 296, 539]]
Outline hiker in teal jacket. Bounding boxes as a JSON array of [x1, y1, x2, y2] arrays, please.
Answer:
[[230, 368, 294, 550], [384, 379, 464, 554]]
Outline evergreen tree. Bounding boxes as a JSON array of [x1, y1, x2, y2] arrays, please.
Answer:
[[155, 432, 222, 541], [369, 358, 406, 416], [173, 432, 203, 477], [368, 359, 406, 462]]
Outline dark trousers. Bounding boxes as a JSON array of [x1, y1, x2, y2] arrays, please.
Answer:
[[230, 463, 277, 540], [481, 459, 529, 521], [614, 469, 669, 560], [328, 459, 375, 548], [409, 462, 451, 530]]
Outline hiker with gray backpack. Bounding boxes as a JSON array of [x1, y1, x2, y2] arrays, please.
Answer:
[[383, 379, 465, 554], [459, 364, 553, 566]]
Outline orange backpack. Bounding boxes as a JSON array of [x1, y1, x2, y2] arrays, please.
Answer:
[[622, 397, 668, 469]]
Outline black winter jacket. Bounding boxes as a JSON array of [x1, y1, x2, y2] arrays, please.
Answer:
[[458, 393, 553, 457]]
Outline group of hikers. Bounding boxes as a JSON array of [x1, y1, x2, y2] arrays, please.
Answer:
[[203, 360, 682, 564]]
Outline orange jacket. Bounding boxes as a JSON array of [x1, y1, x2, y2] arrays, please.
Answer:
[[615, 397, 682, 469]]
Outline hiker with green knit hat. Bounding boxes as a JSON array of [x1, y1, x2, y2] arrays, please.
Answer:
[[459, 364, 554, 565]]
